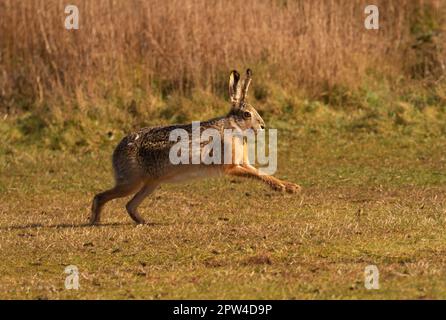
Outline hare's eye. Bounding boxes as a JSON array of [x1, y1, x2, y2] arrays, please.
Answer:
[[243, 111, 251, 118]]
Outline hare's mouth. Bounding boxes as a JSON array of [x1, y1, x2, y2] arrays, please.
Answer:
[[255, 125, 265, 133]]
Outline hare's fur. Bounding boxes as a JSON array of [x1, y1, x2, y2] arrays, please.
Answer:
[[90, 69, 301, 225]]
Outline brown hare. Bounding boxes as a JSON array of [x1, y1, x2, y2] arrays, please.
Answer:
[[90, 69, 301, 225]]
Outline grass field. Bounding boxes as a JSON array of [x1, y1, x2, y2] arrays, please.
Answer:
[[2, 107, 446, 299], [1, 0, 446, 301]]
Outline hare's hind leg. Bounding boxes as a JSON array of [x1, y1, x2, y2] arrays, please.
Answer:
[[90, 181, 142, 225], [126, 182, 158, 225]]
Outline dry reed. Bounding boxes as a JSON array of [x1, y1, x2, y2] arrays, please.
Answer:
[[0, 0, 444, 114]]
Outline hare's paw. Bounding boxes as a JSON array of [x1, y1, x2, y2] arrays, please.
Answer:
[[89, 213, 100, 225], [283, 182, 302, 194], [270, 182, 286, 192]]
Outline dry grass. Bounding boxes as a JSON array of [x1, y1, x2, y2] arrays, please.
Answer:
[[1, 0, 446, 300], [1, 125, 446, 299], [1, 0, 444, 118]]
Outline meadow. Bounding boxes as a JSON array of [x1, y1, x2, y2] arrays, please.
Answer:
[[1, 0, 446, 299]]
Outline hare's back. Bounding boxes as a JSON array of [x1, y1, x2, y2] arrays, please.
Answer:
[[133, 124, 194, 178]]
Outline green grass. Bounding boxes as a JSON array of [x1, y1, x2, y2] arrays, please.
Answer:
[[1, 102, 446, 298], [1, 80, 446, 299]]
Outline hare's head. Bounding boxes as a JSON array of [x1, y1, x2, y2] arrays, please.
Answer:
[[227, 69, 265, 132]]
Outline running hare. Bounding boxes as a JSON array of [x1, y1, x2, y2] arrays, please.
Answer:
[[90, 69, 301, 225]]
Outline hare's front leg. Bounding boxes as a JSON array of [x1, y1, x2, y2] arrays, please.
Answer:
[[243, 164, 301, 193], [279, 180, 301, 193], [240, 143, 301, 193], [225, 165, 301, 193]]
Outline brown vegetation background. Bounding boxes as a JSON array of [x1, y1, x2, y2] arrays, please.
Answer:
[[3, 1, 446, 300], [0, 0, 444, 117]]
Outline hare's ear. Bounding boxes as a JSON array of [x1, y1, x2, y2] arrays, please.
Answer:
[[229, 70, 241, 106], [240, 69, 252, 103]]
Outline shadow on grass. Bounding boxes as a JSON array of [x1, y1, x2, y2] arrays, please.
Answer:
[[0, 221, 168, 231]]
